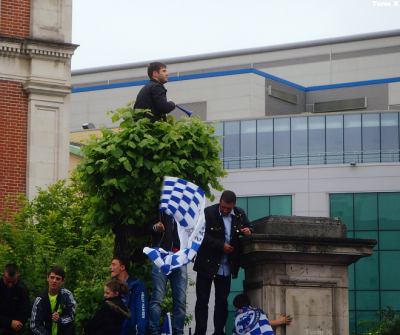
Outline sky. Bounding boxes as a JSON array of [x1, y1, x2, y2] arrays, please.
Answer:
[[71, 0, 400, 71]]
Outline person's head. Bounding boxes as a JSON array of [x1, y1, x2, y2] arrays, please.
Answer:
[[219, 190, 237, 217], [233, 293, 251, 310], [104, 279, 129, 299], [47, 266, 66, 293], [2, 263, 19, 289], [109, 256, 130, 279], [148, 62, 168, 84]]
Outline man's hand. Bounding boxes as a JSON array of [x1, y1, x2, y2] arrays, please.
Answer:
[[240, 227, 251, 235], [269, 314, 292, 327], [0, 328, 6, 334], [155, 222, 165, 232], [52, 311, 60, 323], [223, 243, 234, 254], [11, 320, 23, 331]]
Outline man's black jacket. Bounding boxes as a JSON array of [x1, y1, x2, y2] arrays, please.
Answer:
[[134, 79, 175, 122], [30, 286, 76, 335], [0, 277, 30, 335], [193, 204, 254, 279], [146, 212, 180, 251]]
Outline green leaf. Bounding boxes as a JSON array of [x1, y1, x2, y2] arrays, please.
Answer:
[[123, 160, 132, 172]]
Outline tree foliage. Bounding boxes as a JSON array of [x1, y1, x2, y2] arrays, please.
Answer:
[[355, 306, 400, 335], [75, 104, 226, 258]]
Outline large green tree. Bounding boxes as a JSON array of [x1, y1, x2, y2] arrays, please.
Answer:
[[75, 104, 226, 262]]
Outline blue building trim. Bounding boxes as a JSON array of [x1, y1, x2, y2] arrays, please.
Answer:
[[71, 68, 400, 94], [306, 76, 400, 91]]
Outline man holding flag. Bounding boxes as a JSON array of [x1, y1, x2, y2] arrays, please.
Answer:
[[146, 210, 187, 335]]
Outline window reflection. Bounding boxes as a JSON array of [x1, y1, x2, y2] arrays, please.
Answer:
[[241, 120, 256, 168], [344, 114, 361, 163], [224, 121, 240, 169], [212, 122, 224, 160], [257, 119, 273, 167], [381, 113, 399, 162], [215, 112, 400, 169], [326, 115, 344, 164], [274, 118, 290, 166], [291, 117, 308, 166], [362, 114, 380, 163], [309, 116, 326, 165]]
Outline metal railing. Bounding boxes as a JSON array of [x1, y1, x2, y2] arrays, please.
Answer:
[[222, 150, 400, 169]]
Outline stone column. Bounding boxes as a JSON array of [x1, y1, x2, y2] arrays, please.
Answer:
[[240, 216, 376, 335]]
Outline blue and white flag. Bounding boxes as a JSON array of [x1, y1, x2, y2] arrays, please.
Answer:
[[233, 307, 274, 335], [143, 177, 206, 275], [161, 312, 172, 335]]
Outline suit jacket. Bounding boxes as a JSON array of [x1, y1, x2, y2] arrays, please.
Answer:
[[193, 203, 254, 279]]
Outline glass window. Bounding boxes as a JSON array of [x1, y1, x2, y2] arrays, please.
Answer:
[[381, 291, 400, 310], [355, 291, 380, 311], [380, 251, 400, 290], [379, 231, 400, 250], [309, 116, 326, 165], [270, 195, 292, 215], [241, 120, 257, 168], [273, 118, 290, 166], [378, 193, 400, 230], [354, 193, 378, 230], [362, 114, 380, 163], [291, 117, 308, 166], [248, 197, 270, 221], [326, 115, 343, 164], [330, 193, 354, 230], [344, 114, 361, 163], [212, 122, 224, 159], [236, 197, 248, 213], [354, 251, 379, 290], [257, 119, 273, 167], [381, 113, 399, 162], [224, 121, 240, 169]]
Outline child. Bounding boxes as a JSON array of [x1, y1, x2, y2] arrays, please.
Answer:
[[83, 280, 131, 335], [232, 294, 292, 335]]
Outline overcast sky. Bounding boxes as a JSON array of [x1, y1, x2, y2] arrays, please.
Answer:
[[71, 0, 400, 71]]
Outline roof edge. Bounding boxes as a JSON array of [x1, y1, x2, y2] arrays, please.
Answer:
[[72, 29, 400, 76]]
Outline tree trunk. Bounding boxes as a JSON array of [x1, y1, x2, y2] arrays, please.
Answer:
[[112, 222, 149, 266]]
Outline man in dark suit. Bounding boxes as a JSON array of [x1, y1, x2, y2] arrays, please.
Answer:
[[0, 264, 30, 335], [193, 191, 254, 335]]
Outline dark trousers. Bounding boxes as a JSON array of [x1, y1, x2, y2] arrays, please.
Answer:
[[194, 273, 231, 335]]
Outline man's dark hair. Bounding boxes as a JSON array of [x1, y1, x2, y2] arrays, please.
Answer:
[[113, 255, 130, 272], [147, 62, 166, 79], [4, 263, 19, 277], [48, 266, 66, 280], [220, 190, 236, 204], [233, 293, 251, 309]]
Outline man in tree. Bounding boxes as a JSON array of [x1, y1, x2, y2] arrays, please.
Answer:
[[193, 191, 254, 335], [30, 266, 76, 335], [109, 256, 148, 335], [0, 264, 30, 335], [146, 210, 187, 335], [134, 62, 176, 122]]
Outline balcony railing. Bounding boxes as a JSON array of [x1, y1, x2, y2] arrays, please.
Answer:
[[222, 150, 400, 169]]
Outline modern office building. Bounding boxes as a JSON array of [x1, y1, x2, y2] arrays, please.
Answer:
[[71, 29, 400, 333]]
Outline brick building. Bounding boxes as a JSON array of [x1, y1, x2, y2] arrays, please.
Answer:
[[0, 0, 78, 215]]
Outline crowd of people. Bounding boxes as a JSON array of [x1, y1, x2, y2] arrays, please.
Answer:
[[0, 191, 291, 335]]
